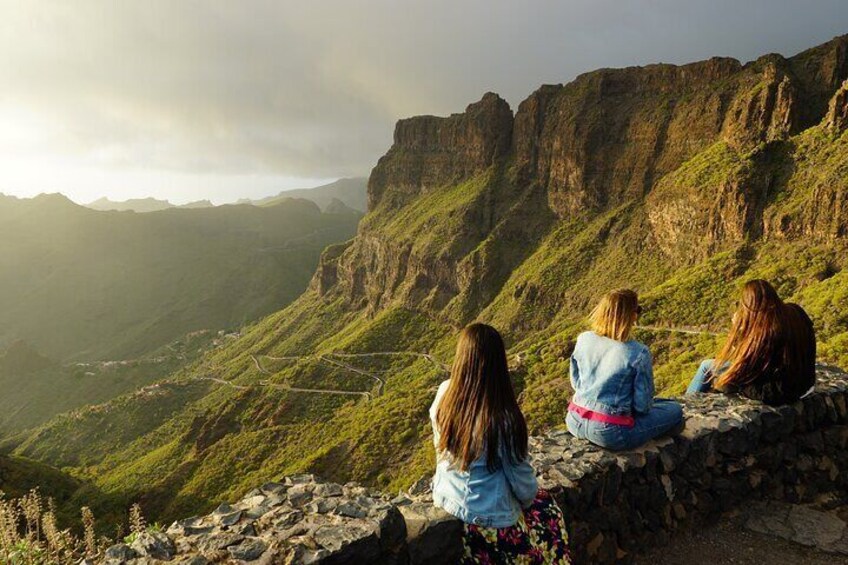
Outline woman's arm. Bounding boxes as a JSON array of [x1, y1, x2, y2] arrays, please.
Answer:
[[429, 381, 450, 448], [502, 454, 538, 508], [569, 354, 580, 391], [633, 347, 655, 414]]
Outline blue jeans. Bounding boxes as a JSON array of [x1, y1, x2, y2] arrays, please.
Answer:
[[566, 399, 683, 451], [686, 359, 717, 395]]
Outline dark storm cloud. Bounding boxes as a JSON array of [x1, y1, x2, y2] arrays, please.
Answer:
[[0, 0, 846, 201]]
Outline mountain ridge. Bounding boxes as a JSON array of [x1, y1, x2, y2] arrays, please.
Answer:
[[82, 177, 368, 214]]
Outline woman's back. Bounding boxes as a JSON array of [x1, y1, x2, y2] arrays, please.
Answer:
[[430, 380, 536, 528], [429, 323, 570, 563], [570, 331, 653, 416], [687, 281, 818, 406], [725, 302, 816, 404]]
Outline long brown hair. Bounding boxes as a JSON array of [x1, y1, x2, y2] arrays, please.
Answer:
[[591, 289, 640, 342], [436, 323, 528, 472], [712, 279, 784, 388]]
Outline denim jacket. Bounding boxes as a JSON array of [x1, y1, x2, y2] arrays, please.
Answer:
[[569, 331, 655, 417], [430, 380, 538, 528]]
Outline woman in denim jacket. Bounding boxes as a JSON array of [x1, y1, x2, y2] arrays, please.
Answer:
[[431, 323, 570, 563], [566, 289, 683, 451]]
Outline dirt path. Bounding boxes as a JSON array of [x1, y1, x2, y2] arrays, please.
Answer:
[[192, 349, 450, 401], [250, 354, 372, 399], [636, 325, 723, 337]]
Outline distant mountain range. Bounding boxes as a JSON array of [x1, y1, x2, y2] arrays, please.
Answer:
[[86, 197, 213, 213], [241, 177, 368, 212], [85, 177, 368, 214], [0, 193, 361, 361]]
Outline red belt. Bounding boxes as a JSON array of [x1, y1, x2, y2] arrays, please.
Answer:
[[568, 402, 635, 428]]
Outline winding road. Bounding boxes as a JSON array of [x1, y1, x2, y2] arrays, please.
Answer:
[[250, 354, 373, 399], [636, 325, 723, 337]]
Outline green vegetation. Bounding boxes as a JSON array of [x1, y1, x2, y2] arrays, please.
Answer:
[[0, 195, 360, 362], [18, 113, 848, 524], [0, 332, 220, 436], [8, 39, 848, 530]]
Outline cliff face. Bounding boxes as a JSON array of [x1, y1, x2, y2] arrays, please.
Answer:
[[317, 35, 848, 322], [367, 92, 513, 211]]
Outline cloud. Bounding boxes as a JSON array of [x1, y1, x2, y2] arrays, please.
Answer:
[[0, 0, 846, 202]]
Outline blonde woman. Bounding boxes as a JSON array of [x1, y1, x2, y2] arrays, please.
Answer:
[[566, 289, 683, 450]]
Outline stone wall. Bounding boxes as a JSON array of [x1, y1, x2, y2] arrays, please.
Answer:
[[102, 367, 848, 564]]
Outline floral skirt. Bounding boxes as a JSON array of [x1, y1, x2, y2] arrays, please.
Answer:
[[461, 489, 571, 564]]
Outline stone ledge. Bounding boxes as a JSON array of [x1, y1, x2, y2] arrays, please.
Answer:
[[102, 367, 848, 564]]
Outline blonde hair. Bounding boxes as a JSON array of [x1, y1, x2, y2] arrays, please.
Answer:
[[590, 289, 639, 342]]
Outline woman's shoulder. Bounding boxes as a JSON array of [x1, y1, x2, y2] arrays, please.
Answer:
[[429, 380, 451, 419], [784, 302, 813, 323], [433, 379, 451, 404]]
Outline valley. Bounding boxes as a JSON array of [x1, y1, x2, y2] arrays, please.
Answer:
[[3, 33, 848, 534]]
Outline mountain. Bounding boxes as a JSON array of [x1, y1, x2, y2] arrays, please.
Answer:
[[179, 199, 214, 209], [87, 196, 174, 213], [251, 177, 368, 212], [0, 195, 361, 361], [12, 34, 848, 523], [86, 178, 368, 214]]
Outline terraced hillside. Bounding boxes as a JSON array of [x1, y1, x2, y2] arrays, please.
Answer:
[[12, 34, 848, 524]]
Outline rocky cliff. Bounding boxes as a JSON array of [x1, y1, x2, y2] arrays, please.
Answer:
[[316, 34, 848, 325]]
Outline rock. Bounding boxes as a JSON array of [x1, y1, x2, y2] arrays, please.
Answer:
[[305, 497, 339, 514], [826, 80, 848, 132], [130, 531, 176, 560], [218, 510, 242, 527], [313, 482, 343, 498], [746, 501, 848, 554], [334, 502, 368, 519], [172, 556, 210, 565], [261, 481, 288, 495], [227, 537, 269, 561], [399, 502, 463, 565], [196, 532, 244, 553], [104, 544, 138, 561], [407, 476, 432, 496]]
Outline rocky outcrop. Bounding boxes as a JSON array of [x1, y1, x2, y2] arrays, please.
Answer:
[[826, 80, 848, 131], [367, 93, 513, 211], [515, 58, 746, 217], [133, 367, 848, 565], [721, 57, 799, 148], [646, 175, 760, 264], [788, 34, 848, 128]]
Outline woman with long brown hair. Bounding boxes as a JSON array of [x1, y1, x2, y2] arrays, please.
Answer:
[[431, 323, 570, 564], [566, 289, 684, 450], [686, 279, 816, 405]]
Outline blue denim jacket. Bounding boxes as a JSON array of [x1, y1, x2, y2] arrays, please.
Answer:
[[570, 331, 655, 416], [430, 380, 538, 528]]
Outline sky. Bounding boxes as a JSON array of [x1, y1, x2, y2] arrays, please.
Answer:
[[0, 1, 846, 205]]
